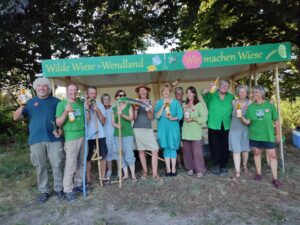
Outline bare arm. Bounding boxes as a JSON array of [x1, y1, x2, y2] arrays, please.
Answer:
[[274, 120, 281, 142], [241, 116, 251, 125], [155, 104, 165, 119], [56, 110, 69, 127], [120, 105, 133, 121], [95, 107, 106, 124], [13, 105, 25, 120]]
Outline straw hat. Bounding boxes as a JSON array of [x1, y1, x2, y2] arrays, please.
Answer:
[[135, 84, 151, 93]]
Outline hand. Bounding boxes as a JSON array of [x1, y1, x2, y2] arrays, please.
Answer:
[[166, 113, 173, 120], [115, 123, 121, 129], [65, 103, 73, 113], [117, 108, 122, 115], [85, 99, 91, 110], [53, 128, 62, 138], [184, 118, 192, 122]]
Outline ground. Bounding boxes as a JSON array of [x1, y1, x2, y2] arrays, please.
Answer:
[[0, 139, 300, 225]]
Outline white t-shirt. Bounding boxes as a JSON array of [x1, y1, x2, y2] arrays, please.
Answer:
[[87, 101, 106, 139]]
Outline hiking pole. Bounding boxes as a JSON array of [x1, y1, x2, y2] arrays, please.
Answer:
[[94, 110, 103, 187], [118, 110, 123, 188]]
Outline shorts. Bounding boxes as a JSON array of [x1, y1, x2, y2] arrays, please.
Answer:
[[87, 138, 108, 161], [249, 140, 275, 149]]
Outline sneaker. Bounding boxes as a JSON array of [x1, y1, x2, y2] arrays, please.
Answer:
[[187, 170, 194, 176], [211, 167, 221, 176], [254, 174, 262, 181], [65, 192, 76, 203], [272, 179, 283, 188], [72, 185, 88, 193], [196, 173, 204, 178], [39, 192, 51, 204], [56, 190, 65, 201]]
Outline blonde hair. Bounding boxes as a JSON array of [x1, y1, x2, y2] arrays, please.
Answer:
[[161, 83, 173, 94]]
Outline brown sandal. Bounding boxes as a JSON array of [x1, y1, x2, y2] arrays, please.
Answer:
[[242, 166, 249, 173]]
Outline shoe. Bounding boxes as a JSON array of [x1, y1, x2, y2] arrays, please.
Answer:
[[171, 172, 177, 177], [254, 174, 262, 181], [132, 177, 138, 183], [220, 168, 228, 175], [196, 173, 203, 178], [73, 184, 88, 193], [65, 192, 76, 203], [165, 172, 172, 177], [56, 190, 65, 201], [39, 192, 51, 204], [211, 167, 221, 176], [242, 166, 249, 173], [272, 179, 283, 188], [187, 170, 194, 176]]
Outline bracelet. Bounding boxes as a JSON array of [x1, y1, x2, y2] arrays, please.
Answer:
[[86, 108, 90, 112]]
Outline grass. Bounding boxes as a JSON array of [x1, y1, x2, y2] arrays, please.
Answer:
[[1, 137, 300, 224]]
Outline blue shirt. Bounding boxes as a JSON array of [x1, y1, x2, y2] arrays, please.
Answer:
[[23, 96, 63, 145], [87, 101, 106, 140]]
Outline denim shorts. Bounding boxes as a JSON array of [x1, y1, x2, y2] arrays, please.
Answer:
[[249, 140, 275, 149]]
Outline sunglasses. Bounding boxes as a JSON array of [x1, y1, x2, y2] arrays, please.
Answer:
[[118, 94, 126, 97]]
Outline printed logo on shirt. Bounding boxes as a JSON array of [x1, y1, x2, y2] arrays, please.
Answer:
[[74, 109, 82, 118], [34, 102, 39, 107], [256, 109, 265, 120]]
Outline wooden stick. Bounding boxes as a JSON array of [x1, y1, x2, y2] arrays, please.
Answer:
[[95, 111, 103, 187], [118, 111, 123, 188], [145, 151, 165, 162]]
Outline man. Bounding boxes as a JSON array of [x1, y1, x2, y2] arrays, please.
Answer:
[[13, 77, 64, 204], [56, 83, 85, 203], [85, 86, 107, 185], [174, 86, 185, 169], [203, 80, 234, 175]]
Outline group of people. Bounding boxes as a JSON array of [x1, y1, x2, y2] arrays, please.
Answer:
[[13, 77, 282, 204]]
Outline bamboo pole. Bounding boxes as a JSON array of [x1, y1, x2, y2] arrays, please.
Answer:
[[274, 64, 285, 173], [118, 108, 123, 188], [94, 110, 103, 187], [145, 151, 165, 162]]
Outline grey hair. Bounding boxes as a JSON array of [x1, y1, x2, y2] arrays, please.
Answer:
[[219, 79, 231, 86], [253, 85, 266, 97], [33, 77, 52, 94], [174, 86, 184, 93], [236, 84, 249, 97], [101, 93, 111, 103]]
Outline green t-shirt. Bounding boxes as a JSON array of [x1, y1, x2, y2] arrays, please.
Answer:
[[112, 104, 133, 137], [182, 101, 208, 141], [203, 91, 234, 130], [56, 99, 85, 141], [245, 101, 278, 142]]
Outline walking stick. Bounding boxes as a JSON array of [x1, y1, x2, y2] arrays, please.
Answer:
[[145, 151, 165, 162], [94, 110, 103, 187], [118, 110, 123, 188]]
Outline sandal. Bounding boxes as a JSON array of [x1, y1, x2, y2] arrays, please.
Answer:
[[152, 175, 161, 180], [122, 176, 129, 181], [132, 177, 138, 183], [242, 166, 249, 173], [140, 172, 148, 180]]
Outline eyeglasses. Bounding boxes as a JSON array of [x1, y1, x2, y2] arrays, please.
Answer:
[[118, 94, 126, 97]]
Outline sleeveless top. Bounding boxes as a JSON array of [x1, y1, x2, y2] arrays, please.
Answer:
[[133, 101, 152, 129], [230, 99, 250, 130]]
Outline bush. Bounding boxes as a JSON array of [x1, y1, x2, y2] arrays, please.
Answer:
[[281, 98, 300, 129]]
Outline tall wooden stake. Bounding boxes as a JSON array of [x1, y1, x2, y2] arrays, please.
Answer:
[[274, 64, 285, 173]]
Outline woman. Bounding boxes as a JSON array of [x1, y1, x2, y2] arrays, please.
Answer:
[[182, 87, 208, 178], [101, 93, 117, 180], [229, 85, 251, 178], [112, 90, 137, 182], [241, 85, 282, 188], [203, 79, 234, 175], [155, 83, 183, 176], [133, 84, 160, 180]]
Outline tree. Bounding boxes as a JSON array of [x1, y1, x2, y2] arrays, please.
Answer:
[[0, 0, 180, 88], [176, 0, 300, 101]]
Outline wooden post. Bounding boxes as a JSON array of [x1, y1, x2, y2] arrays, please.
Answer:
[[51, 78, 56, 97], [274, 64, 285, 173]]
